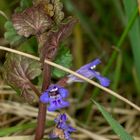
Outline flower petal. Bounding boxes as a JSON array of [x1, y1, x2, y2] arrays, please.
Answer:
[[48, 84, 60, 92], [40, 91, 50, 103], [67, 59, 102, 83], [98, 76, 110, 87], [67, 125, 76, 132], [91, 71, 110, 87], [59, 88, 69, 98], [61, 114, 67, 122], [76, 59, 101, 71], [64, 130, 71, 140], [49, 133, 58, 139], [59, 99, 70, 107], [52, 114, 76, 140], [48, 103, 58, 111]]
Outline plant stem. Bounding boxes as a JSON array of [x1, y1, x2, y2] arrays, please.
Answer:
[[103, 7, 138, 75], [35, 64, 51, 140], [35, 103, 47, 140]]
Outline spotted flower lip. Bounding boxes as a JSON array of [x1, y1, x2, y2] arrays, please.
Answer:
[[67, 58, 110, 87], [40, 85, 69, 111], [50, 113, 76, 140]]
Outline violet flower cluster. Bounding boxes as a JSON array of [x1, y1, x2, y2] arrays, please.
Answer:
[[50, 113, 76, 140], [40, 58, 110, 140], [67, 58, 110, 87], [40, 84, 69, 111]]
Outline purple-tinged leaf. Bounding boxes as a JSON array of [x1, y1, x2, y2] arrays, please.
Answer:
[[53, 17, 78, 43], [40, 17, 78, 62], [12, 4, 53, 37], [3, 53, 41, 101]]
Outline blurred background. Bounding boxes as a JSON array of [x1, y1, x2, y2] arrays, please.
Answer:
[[0, 0, 140, 140]]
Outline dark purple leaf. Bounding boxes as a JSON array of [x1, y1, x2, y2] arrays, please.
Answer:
[[3, 53, 41, 100], [56, 17, 78, 42], [40, 17, 78, 62], [12, 4, 53, 37]]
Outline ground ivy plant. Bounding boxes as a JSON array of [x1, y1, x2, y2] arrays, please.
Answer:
[[3, 0, 110, 140]]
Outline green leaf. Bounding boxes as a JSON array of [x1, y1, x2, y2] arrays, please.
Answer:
[[0, 121, 53, 136], [123, 1, 140, 81], [20, 0, 33, 10], [4, 20, 24, 45], [15, 0, 33, 13], [52, 44, 72, 78], [18, 37, 38, 54], [3, 53, 41, 100], [92, 99, 134, 140]]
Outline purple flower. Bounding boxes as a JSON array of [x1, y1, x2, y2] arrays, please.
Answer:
[[54, 113, 67, 124], [67, 58, 110, 87], [40, 85, 69, 111], [50, 113, 76, 140]]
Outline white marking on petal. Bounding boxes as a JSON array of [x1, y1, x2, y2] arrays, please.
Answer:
[[50, 87, 58, 92], [90, 65, 96, 69], [50, 94, 60, 99]]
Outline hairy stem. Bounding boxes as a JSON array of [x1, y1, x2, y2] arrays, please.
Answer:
[[35, 64, 51, 140]]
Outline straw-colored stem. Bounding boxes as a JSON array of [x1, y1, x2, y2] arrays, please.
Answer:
[[0, 10, 8, 20], [0, 46, 140, 112]]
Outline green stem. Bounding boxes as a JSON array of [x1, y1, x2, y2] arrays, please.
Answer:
[[103, 7, 138, 75], [111, 0, 126, 26], [0, 123, 36, 137], [84, 7, 138, 124], [0, 121, 53, 137], [110, 54, 122, 111]]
